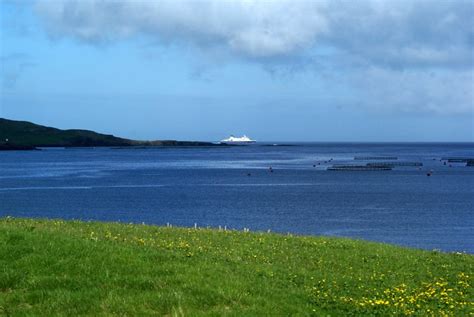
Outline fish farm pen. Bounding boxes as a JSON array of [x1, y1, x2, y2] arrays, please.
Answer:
[[439, 157, 474, 166], [327, 165, 392, 171], [353, 156, 398, 160], [440, 157, 474, 162], [366, 162, 423, 167]]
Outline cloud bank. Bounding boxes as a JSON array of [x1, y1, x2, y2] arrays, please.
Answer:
[[36, 0, 328, 57], [35, 0, 473, 64], [33, 0, 474, 114]]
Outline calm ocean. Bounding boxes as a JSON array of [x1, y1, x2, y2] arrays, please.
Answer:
[[1, 143, 473, 253]]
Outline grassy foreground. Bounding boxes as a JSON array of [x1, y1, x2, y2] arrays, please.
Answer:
[[0, 218, 472, 316]]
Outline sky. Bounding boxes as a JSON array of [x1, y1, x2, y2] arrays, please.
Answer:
[[0, 0, 473, 142]]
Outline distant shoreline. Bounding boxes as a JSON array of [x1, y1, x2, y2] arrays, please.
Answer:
[[2, 118, 473, 151], [0, 118, 224, 150], [0, 144, 37, 151], [0, 143, 229, 151]]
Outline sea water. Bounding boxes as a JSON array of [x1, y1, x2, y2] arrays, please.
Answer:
[[0, 143, 473, 253]]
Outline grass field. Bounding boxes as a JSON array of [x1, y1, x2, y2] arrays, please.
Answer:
[[0, 217, 472, 316]]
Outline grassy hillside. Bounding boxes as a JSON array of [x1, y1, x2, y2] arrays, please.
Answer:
[[0, 118, 218, 148], [0, 118, 133, 147], [0, 217, 472, 316]]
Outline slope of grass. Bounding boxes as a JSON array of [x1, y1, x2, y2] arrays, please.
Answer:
[[0, 118, 133, 147], [0, 118, 219, 148], [0, 217, 472, 316]]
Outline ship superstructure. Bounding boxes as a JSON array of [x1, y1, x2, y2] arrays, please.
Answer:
[[220, 135, 256, 144]]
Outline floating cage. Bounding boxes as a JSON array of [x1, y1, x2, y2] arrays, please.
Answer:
[[328, 165, 392, 171], [367, 162, 423, 167], [441, 157, 474, 162], [448, 159, 474, 163], [354, 156, 398, 160], [440, 157, 474, 166]]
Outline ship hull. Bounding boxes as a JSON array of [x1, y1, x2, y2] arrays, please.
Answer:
[[220, 141, 257, 145]]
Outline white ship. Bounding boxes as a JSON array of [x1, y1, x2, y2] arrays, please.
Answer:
[[220, 135, 256, 145]]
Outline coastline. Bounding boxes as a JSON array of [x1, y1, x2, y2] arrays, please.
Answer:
[[0, 118, 225, 150]]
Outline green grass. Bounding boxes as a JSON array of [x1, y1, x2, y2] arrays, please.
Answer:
[[0, 118, 132, 147], [0, 217, 472, 316], [0, 118, 219, 148]]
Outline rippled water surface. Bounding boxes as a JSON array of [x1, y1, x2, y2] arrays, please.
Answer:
[[1, 143, 473, 252]]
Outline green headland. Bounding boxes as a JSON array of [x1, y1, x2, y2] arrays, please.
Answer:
[[0, 118, 219, 149], [0, 217, 472, 316]]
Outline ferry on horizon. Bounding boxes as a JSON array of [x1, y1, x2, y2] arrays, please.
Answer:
[[220, 135, 256, 145]]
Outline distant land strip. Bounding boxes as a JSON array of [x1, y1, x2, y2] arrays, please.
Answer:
[[0, 118, 223, 150]]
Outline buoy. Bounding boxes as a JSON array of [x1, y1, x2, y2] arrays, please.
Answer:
[[313, 164, 316, 167], [247, 173, 251, 176]]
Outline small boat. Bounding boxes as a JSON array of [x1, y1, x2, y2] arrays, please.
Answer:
[[220, 135, 256, 145]]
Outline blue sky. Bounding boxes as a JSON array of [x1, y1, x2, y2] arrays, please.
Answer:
[[1, 0, 473, 142]]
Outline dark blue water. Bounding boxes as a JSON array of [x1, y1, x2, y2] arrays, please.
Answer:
[[1, 143, 473, 253]]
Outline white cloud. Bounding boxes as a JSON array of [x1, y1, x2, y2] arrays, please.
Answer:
[[33, 0, 474, 114], [35, 0, 473, 65], [35, 0, 328, 57]]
